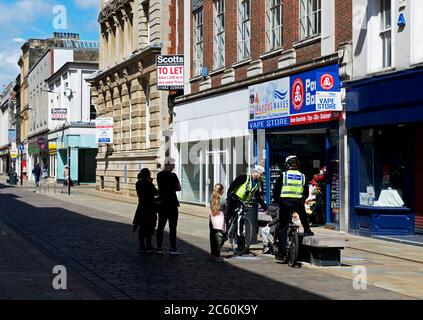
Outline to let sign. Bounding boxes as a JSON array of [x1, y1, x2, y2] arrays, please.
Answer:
[[51, 108, 67, 120], [96, 118, 114, 144], [156, 55, 184, 91]]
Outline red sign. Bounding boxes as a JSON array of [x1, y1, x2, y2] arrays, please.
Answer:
[[291, 78, 304, 110], [320, 74, 335, 90], [290, 111, 339, 126]]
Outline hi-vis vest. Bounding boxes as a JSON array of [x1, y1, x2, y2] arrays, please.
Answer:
[[234, 175, 258, 202], [280, 170, 305, 199]]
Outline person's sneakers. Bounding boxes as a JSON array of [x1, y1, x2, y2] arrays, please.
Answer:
[[303, 230, 315, 237], [169, 249, 182, 255], [156, 248, 163, 254], [262, 246, 272, 255]]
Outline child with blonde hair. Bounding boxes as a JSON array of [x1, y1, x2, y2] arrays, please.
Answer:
[[209, 183, 227, 262]]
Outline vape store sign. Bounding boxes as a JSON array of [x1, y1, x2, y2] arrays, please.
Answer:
[[156, 55, 184, 91]]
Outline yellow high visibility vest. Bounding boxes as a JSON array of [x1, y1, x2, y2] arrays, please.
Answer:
[[234, 175, 258, 202], [280, 170, 305, 199]]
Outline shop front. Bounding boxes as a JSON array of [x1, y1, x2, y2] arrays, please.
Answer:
[[248, 64, 343, 228], [173, 89, 252, 205], [345, 68, 423, 235], [28, 135, 49, 180], [0, 147, 10, 175]]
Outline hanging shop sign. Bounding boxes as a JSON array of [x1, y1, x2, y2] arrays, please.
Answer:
[[96, 117, 114, 144], [51, 108, 67, 120], [156, 55, 184, 91], [248, 64, 342, 129], [8, 129, 16, 143]]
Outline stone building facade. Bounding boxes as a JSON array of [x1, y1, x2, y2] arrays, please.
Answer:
[[88, 0, 177, 196]]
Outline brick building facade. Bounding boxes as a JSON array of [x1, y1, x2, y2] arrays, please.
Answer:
[[171, 0, 352, 230]]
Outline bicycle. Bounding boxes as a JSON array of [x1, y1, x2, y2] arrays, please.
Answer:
[[227, 201, 253, 256], [272, 211, 300, 267]]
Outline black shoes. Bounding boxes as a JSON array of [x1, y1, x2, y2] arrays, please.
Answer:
[[275, 254, 288, 264]]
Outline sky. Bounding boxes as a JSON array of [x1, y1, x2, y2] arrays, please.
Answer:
[[0, 0, 100, 91]]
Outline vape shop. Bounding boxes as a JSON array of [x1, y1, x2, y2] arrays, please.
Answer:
[[248, 64, 343, 227]]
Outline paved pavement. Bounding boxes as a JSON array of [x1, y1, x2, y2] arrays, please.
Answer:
[[0, 179, 421, 299]]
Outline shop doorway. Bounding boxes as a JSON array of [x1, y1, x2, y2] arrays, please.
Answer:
[[266, 129, 340, 226], [205, 149, 230, 205]]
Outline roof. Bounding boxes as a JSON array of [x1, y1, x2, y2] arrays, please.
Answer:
[[45, 61, 99, 84]]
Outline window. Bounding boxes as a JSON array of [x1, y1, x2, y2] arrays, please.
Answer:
[[128, 85, 132, 150], [358, 127, 412, 208], [237, 0, 251, 60], [144, 82, 150, 149], [299, 0, 321, 40], [213, 0, 225, 69], [266, 0, 282, 51], [380, 0, 391, 68], [193, 9, 203, 76]]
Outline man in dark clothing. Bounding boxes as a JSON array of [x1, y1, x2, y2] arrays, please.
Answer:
[[32, 163, 41, 192], [226, 165, 268, 224], [273, 155, 314, 263], [156, 157, 182, 255]]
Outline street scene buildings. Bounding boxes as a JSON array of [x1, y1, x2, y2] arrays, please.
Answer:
[[0, 0, 422, 302]]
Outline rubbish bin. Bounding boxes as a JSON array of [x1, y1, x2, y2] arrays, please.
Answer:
[[245, 205, 259, 244], [8, 172, 17, 185]]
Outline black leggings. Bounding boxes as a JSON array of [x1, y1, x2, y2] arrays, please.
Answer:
[[138, 227, 153, 250]]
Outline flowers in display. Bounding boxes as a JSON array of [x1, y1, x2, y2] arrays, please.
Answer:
[[305, 166, 327, 216]]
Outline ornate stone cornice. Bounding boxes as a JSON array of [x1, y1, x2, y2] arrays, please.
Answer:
[[98, 0, 132, 23]]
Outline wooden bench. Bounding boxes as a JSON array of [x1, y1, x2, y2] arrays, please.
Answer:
[[299, 235, 346, 267]]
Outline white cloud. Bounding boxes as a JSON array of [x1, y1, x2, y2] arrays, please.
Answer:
[[12, 38, 26, 43], [0, 0, 53, 26], [74, 0, 98, 9]]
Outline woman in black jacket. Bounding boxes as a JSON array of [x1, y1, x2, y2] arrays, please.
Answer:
[[133, 168, 159, 253]]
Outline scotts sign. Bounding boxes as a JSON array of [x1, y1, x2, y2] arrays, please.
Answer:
[[248, 64, 342, 129], [156, 55, 184, 91]]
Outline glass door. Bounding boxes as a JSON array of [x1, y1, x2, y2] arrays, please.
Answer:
[[205, 149, 230, 206]]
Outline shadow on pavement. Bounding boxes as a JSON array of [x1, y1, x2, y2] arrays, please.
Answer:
[[0, 185, 326, 300]]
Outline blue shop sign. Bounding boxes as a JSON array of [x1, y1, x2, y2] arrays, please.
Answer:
[[248, 64, 341, 129]]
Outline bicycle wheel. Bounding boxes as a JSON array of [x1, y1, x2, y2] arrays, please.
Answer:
[[287, 228, 299, 267], [232, 217, 253, 256]]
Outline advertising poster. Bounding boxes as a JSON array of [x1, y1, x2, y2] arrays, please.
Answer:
[[156, 55, 184, 91]]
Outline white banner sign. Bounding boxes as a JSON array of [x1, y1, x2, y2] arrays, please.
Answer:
[[96, 118, 114, 144], [315, 91, 343, 111]]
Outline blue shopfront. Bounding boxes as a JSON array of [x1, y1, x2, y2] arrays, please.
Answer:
[[345, 67, 423, 235], [249, 64, 343, 228]]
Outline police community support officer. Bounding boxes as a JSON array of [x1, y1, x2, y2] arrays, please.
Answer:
[[227, 165, 268, 222], [273, 155, 314, 262]]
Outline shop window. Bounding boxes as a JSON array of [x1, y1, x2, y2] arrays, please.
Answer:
[[358, 127, 412, 208]]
